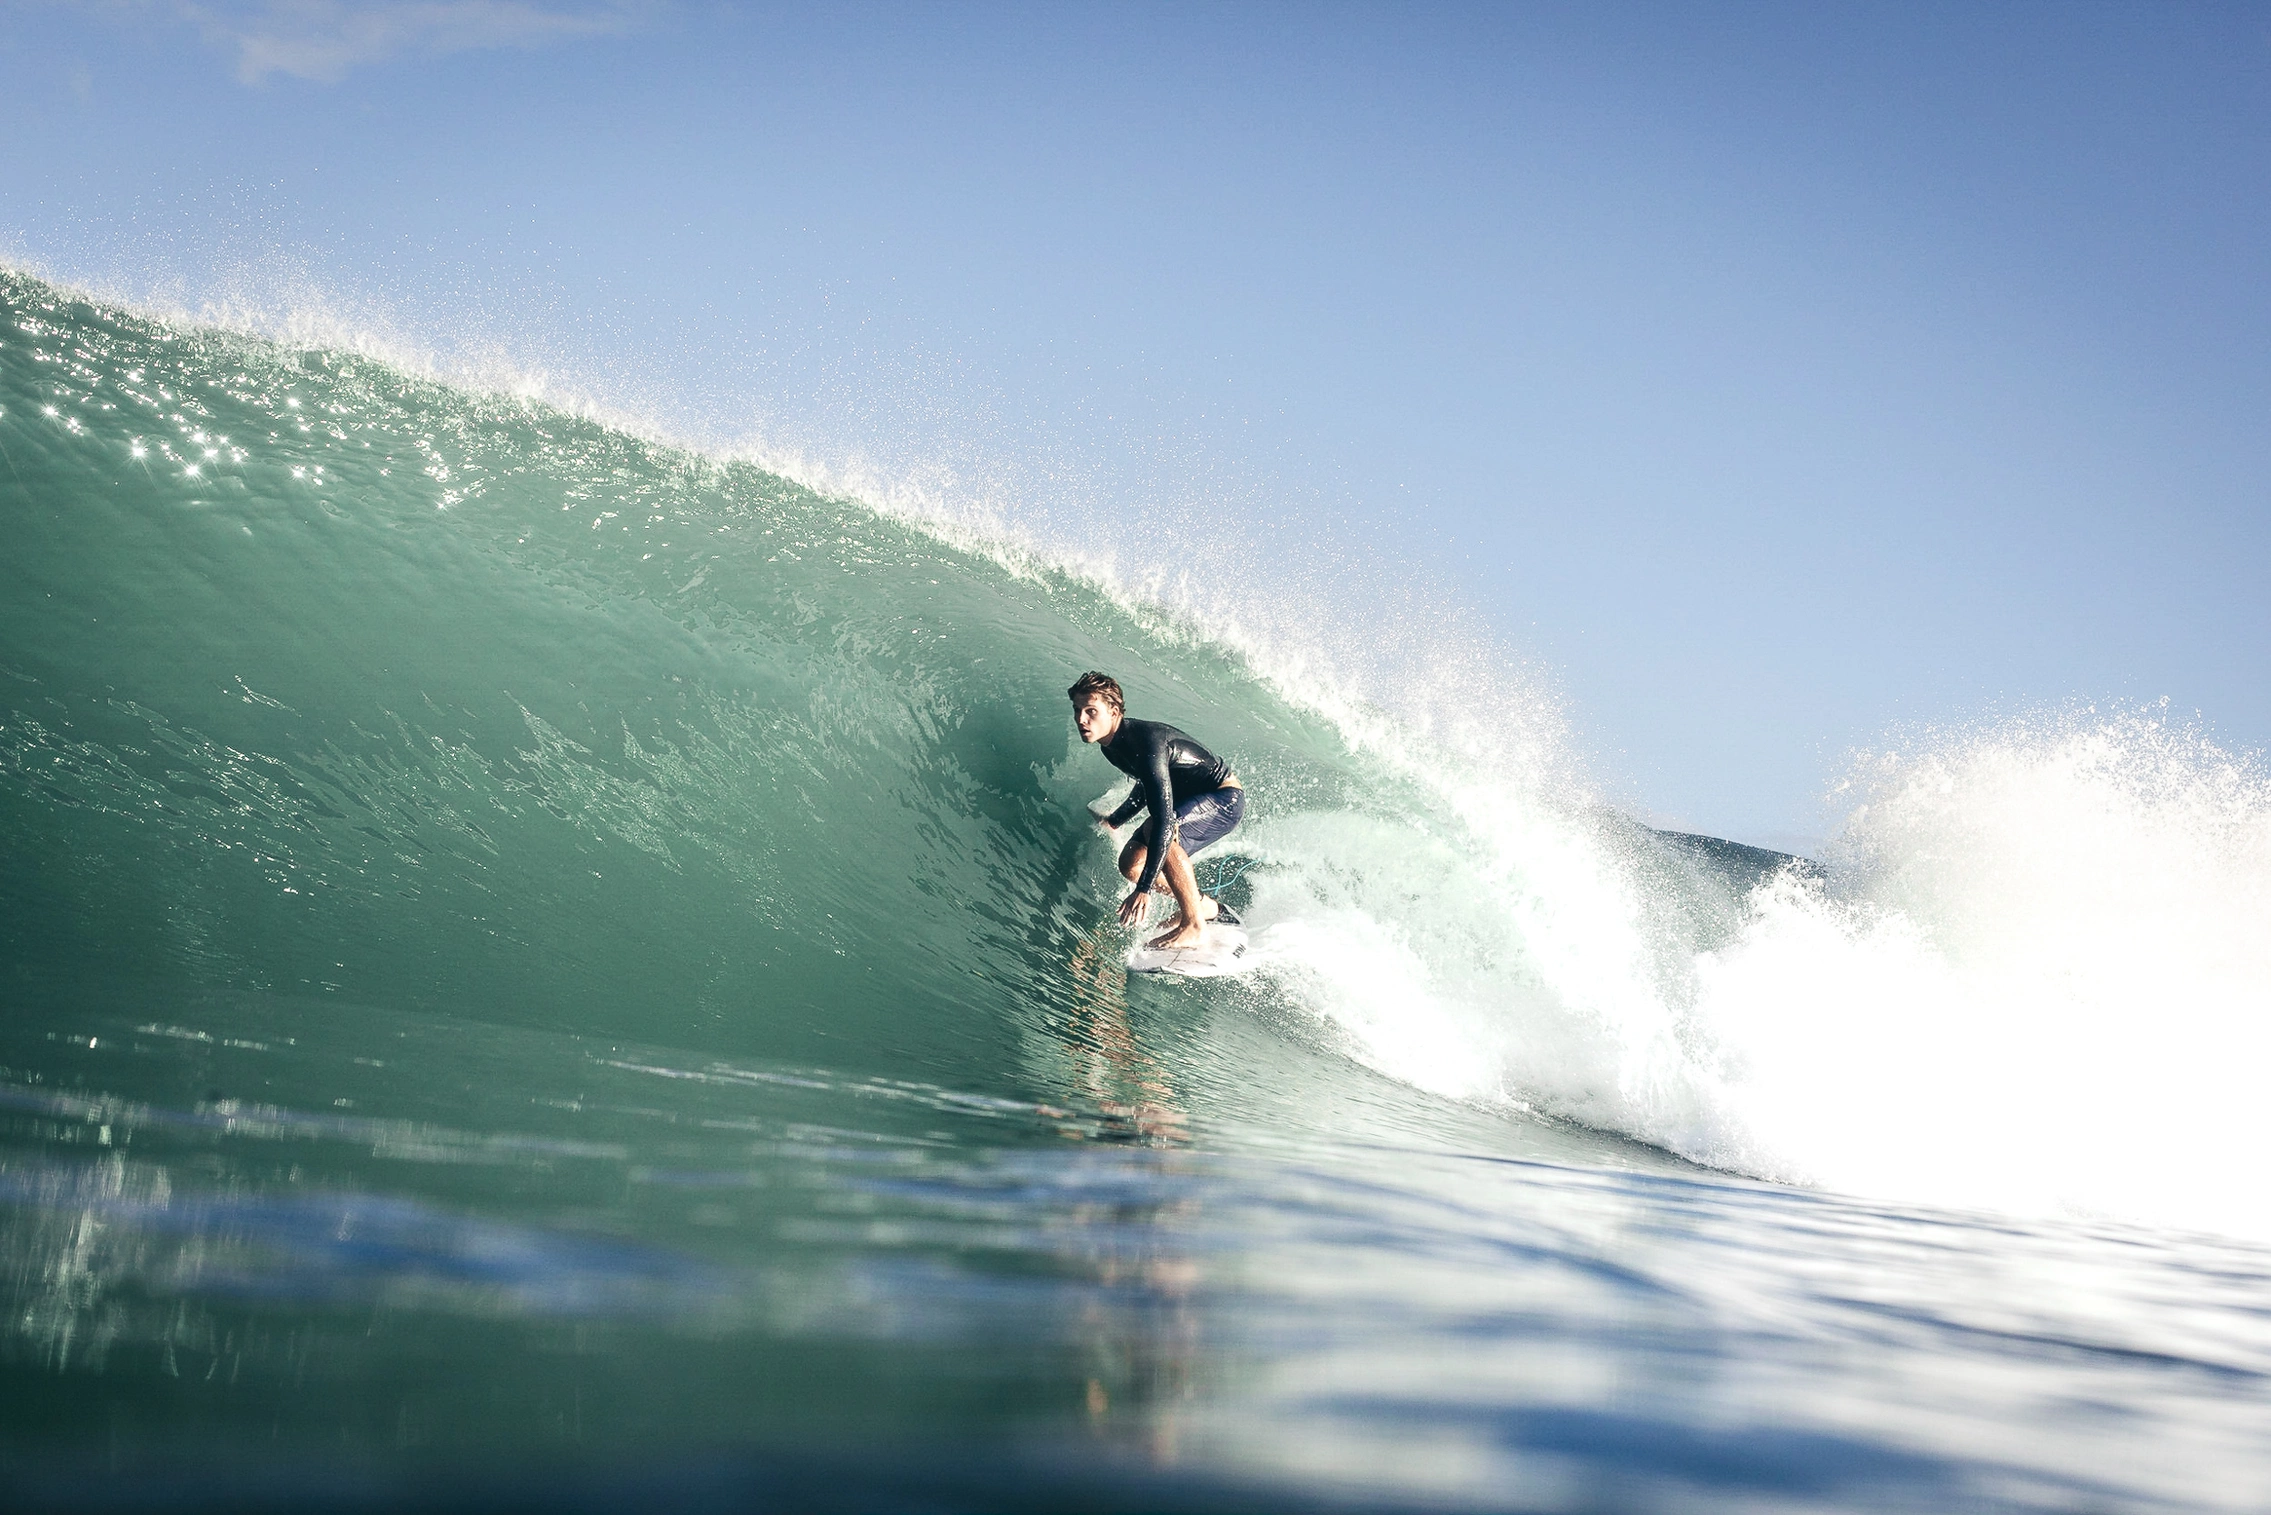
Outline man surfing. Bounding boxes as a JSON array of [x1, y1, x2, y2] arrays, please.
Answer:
[[1069, 671, 1245, 950]]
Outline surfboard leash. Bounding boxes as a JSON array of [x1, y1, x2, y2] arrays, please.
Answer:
[[1203, 855, 1256, 896]]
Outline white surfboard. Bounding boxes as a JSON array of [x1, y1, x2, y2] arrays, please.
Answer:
[[1126, 922, 1252, 978]]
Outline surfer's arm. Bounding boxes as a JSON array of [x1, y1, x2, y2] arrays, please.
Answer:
[[1129, 742, 1177, 898]]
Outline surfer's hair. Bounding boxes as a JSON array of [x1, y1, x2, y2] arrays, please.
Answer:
[[1068, 671, 1124, 713]]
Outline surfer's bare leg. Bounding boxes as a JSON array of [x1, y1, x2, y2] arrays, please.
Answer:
[[1149, 844, 1212, 949], [1117, 839, 1219, 938]]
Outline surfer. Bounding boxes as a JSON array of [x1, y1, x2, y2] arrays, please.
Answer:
[[1069, 671, 1245, 950]]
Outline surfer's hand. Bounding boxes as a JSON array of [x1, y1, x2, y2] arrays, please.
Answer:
[[1117, 891, 1147, 928]]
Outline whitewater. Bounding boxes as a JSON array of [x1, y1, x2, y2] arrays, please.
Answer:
[[5, 267, 2270, 1513]]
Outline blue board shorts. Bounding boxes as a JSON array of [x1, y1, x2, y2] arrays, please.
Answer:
[[1173, 785, 1246, 857]]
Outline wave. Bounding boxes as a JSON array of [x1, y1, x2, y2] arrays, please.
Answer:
[[5, 266, 2267, 1240]]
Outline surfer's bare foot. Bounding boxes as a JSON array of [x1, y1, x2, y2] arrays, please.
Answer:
[[1148, 918, 1205, 950], [1198, 896, 1220, 921]]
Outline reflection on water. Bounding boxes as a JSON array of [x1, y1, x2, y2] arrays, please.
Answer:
[[5, 991, 2271, 1513], [1052, 927, 1199, 1459], [0, 988, 1235, 1476], [1059, 927, 1189, 1148]]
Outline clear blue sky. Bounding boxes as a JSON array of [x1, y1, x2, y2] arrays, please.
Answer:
[[6, 2, 2268, 847]]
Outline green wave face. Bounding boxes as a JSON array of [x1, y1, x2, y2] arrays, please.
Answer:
[[0, 270, 1394, 1087]]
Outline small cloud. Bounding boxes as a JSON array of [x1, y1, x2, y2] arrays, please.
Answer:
[[68, 62, 96, 99], [172, 0, 651, 85]]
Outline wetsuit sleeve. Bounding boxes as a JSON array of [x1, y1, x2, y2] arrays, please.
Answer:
[[1130, 731, 1178, 896]]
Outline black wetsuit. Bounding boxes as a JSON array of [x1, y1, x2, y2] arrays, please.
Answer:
[[1100, 718, 1235, 896]]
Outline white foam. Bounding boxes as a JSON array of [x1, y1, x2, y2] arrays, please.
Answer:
[[1242, 703, 2271, 1239], [1693, 710, 2271, 1230]]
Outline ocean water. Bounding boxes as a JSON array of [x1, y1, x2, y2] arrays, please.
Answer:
[[4, 267, 2270, 1512]]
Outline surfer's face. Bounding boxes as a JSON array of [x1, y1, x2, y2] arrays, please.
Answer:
[[1074, 695, 1121, 744]]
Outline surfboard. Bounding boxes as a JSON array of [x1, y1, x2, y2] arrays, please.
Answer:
[[1126, 922, 1252, 978]]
